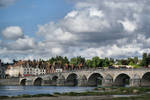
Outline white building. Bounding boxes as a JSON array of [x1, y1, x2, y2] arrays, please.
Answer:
[[5, 65, 24, 77], [6, 63, 46, 77], [33, 65, 46, 75], [55, 68, 63, 73], [23, 63, 35, 76]]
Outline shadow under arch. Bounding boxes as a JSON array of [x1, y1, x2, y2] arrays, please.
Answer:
[[141, 72, 150, 86], [65, 73, 78, 86], [88, 73, 103, 87], [33, 77, 43, 86], [20, 79, 26, 86], [114, 73, 130, 87]]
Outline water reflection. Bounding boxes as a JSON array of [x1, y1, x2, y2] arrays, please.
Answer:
[[0, 86, 95, 96]]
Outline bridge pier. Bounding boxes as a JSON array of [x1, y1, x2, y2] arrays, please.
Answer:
[[77, 77, 88, 86], [130, 79, 141, 87], [57, 78, 65, 86], [102, 79, 113, 87], [25, 79, 33, 85], [43, 80, 52, 86]]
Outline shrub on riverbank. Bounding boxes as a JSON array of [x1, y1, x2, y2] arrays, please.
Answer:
[[94, 87, 150, 94]]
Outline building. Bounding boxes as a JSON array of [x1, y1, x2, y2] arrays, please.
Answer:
[[5, 61, 46, 77], [23, 63, 35, 76], [113, 65, 133, 69], [56, 68, 63, 72], [34, 65, 46, 75], [5, 65, 24, 77]]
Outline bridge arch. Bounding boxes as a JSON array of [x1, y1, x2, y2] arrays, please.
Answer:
[[65, 73, 78, 86], [33, 77, 43, 86], [20, 79, 26, 86], [88, 73, 103, 86], [141, 72, 150, 86], [114, 73, 130, 87]]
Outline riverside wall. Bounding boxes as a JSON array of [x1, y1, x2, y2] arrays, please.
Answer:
[[0, 78, 19, 86]]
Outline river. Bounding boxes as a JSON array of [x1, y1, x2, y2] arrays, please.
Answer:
[[0, 86, 95, 96]]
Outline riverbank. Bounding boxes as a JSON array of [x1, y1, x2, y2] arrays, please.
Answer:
[[1, 94, 150, 100], [0, 95, 112, 100], [1, 87, 150, 100]]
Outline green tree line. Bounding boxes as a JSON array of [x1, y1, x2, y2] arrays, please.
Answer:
[[42, 53, 150, 69]]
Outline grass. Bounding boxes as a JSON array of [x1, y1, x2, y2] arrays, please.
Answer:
[[112, 94, 150, 100], [53, 87, 150, 96], [0, 94, 56, 99]]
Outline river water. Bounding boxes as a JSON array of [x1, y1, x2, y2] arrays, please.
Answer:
[[0, 86, 95, 96]]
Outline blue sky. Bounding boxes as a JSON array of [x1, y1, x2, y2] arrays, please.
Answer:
[[0, 0, 150, 62], [0, 0, 73, 39]]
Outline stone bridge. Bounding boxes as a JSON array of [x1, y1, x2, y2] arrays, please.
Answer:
[[20, 68, 150, 87]]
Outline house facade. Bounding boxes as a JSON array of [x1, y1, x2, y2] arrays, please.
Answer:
[[5, 61, 46, 77]]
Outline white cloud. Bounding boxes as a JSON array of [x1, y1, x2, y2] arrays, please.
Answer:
[[1, 0, 150, 61], [62, 8, 110, 33], [118, 19, 137, 32], [37, 22, 76, 42], [1, 58, 13, 63], [34, 0, 150, 59], [2, 26, 24, 40], [51, 47, 63, 55], [65, 10, 78, 18], [89, 8, 104, 17], [7, 36, 36, 50]]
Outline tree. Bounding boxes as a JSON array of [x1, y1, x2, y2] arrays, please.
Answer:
[[128, 58, 134, 65], [109, 58, 115, 66], [121, 59, 128, 65], [100, 58, 110, 67], [141, 53, 148, 67], [70, 57, 78, 66], [133, 56, 138, 64], [64, 56, 69, 64], [70, 56, 85, 66], [91, 56, 101, 68], [86, 59, 93, 67], [147, 53, 150, 66], [76, 56, 85, 65]]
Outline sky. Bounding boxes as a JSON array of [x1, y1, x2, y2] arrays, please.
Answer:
[[0, 0, 150, 63]]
